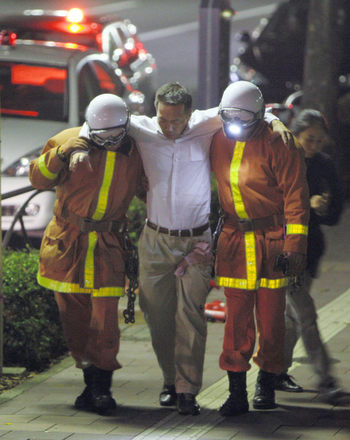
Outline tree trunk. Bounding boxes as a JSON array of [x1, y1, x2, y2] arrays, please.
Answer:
[[302, 0, 347, 142]]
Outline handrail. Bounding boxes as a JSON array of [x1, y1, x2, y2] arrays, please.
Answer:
[[2, 185, 36, 200], [1, 185, 54, 249]]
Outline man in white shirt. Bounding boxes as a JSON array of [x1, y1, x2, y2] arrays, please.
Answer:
[[128, 82, 292, 416]]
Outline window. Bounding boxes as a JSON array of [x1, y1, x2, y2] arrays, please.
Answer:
[[0, 62, 67, 121]]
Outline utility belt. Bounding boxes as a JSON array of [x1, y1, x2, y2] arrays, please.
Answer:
[[61, 207, 138, 324], [146, 219, 210, 237], [224, 213, 285, 232], [60, 207, 128, 234]]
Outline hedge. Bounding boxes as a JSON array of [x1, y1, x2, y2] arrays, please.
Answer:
[[2, 248, 67, 371]]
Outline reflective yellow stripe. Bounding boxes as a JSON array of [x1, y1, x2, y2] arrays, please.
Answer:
[[92, 151, 116, 220], [216, 275, 289, 290], [230, 141, 248, 219], [245, 231, 257, 289], [286, 224, 308, 235], [91, 287, 124, 297], [230, 141, 258, 289], [84, 231, 98, 288], [81, 151, 116, 289], [37, 273, 124, 296], [38, 154, 58, 180]]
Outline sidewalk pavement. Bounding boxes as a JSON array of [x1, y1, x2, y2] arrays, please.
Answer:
[[0, 203, 349, 439]]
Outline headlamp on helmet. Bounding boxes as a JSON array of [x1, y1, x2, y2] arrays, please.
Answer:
[[85, 93, 130, 149], [219, 81, 264, 140]]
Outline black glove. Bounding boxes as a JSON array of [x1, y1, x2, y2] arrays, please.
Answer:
[[274, 252, 306, 276]]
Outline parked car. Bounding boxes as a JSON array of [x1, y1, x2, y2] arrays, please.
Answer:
[[230, 0, 350, 103], [0, 33, 145, 240], [0, 7, 158, 115]]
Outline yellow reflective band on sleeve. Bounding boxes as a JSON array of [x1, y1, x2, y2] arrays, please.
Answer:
[[286, 224, 308, 235], [37, 272, 124, 296], [38, 154, 58, 180], [92, 151, 116, 220], [216, 275, 289, 290], [230, 141, 249, 219], [84, 231, 98, 289]]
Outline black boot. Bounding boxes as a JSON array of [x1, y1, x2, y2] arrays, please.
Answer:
[[90, 366, 117, 415], [253, 370, 277, 409], [74, 366, 95, 410], [219, 371, 249, 416]]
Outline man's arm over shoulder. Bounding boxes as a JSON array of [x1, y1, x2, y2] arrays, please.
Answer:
[[29, 127, 80, 190]]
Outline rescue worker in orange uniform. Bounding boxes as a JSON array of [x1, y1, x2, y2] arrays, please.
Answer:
[[210, 81, 310, 416], [29, 94, 146, 415]]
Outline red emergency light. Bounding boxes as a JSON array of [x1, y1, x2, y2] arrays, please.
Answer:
[[0, 30, 17, 46]]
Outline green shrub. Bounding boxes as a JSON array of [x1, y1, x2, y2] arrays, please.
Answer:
[[2, 248, 67, 371], [127, 196, 147, 243]]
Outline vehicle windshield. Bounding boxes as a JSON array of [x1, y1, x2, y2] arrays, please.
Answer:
[[0, 62, 68, 121]]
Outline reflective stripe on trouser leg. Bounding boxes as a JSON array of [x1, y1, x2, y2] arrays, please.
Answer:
[[253, 287, 286, 374]]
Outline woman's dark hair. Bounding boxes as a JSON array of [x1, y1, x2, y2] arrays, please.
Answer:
[[291, 109, 328, 135], [154, 82, 192, 113]]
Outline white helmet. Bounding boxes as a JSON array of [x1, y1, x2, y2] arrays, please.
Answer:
[[219, 81, 264, 140], [85, 93, 130, 148]]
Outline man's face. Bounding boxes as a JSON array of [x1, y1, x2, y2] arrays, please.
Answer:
[[156, 102, 191, 140]]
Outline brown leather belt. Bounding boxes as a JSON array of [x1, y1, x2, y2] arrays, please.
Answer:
[[146, 219, 210, 237], [60, 208, 127, 233], [224, 213, 285, 232]]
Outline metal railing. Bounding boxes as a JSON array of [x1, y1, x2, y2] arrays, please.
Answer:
[[1, 185, 53, 249]]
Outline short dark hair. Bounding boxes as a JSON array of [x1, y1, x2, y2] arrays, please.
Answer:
[[154, 82, 192, 113], [292, 109, 328, 135]]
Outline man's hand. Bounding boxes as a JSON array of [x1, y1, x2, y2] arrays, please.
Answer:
[[69, 150, 93, 173], [270, 120, 295, 149], [310, 193, 329, 216], [60, 136, 90, 157]]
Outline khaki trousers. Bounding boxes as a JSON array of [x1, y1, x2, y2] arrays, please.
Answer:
[[138, 225, 212, 395], [220, 287, 286, 374], [283, 271, 333, 384], [54, 292, 121, 371]]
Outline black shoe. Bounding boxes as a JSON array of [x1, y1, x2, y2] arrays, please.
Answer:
[[74, 366, 96, 410], [318, 377, 343, 404], [92, 393, 117, 415], [275, 373, 303, 393], [253, 370, 277, 410], [90, 367, 117, 415], [177, 393, 200, 415], [74, 386, 93, 410], [219, 371, 249, 417], [219, 394, 249, 416], [159, 384, 177, 406]]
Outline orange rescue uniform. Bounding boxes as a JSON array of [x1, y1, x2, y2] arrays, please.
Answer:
[[29, 127, 145, 370], [210, 122, 309, 374]]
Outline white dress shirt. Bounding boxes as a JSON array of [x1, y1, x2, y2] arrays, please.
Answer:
[[129, 109, 277, 230], [130, 108, 220, 230]]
